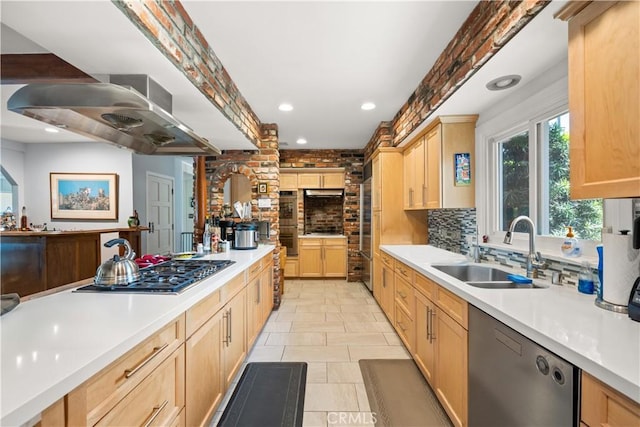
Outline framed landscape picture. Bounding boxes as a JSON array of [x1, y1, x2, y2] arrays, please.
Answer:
[[50, 173, 118, 220]]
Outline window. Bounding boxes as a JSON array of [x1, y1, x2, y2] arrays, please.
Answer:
[[491, 111, 603, 241]]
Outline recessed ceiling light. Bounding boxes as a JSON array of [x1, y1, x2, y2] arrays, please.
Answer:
[[296, 138, 307, 145], [44, 127, 59, 133], [278, 103, 293, 112], [361, 102, 376, 111], [486, 75, 521, 91]]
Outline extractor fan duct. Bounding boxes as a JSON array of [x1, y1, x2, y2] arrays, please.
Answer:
[[7, 74, 220, 156]]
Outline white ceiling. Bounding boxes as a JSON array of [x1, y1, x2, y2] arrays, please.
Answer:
[[0, 1, 568, 151]]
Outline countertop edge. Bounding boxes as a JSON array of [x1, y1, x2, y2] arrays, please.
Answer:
[[380, 244, 640, 405]]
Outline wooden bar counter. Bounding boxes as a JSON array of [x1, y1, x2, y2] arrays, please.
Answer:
[[0, 227, 148, 297]]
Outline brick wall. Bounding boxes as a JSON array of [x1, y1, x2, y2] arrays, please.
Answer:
[[113, 0, 262, 146], [202, 123, 284, 307], [304, 196, 344, 234], [364, 0, 549, 156], [280, 150, 364, 282]]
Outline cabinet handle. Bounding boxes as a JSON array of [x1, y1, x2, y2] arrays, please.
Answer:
[[124, 343, 168, 378], [409, 188, 413, 206], [429, 309, 436, 342], [228, 307, 233, 344], [222, 312, 229, 345], [142, 399, 168, 427], [423, 185, 427, 206], [257, 279, 261, 304], [398, 290, 407, 299], [397, 320, 407, 332], [426, 307, 431, 340]]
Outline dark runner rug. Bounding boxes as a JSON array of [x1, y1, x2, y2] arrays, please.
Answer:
[[218, 362, 307, 427], [359, 359, 452, 427]]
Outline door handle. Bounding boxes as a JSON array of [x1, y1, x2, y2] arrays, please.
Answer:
[[228, 307, 232, 344], [124, 343, 168, 378], [429, 309, 436, 342], [222, 311, 229, 345], [257, 279, 261, 304], [426, 307, 431, 340], [142, 400, 168, 427]]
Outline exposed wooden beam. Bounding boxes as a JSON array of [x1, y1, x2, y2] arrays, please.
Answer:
[[1, 53, 97, 84]]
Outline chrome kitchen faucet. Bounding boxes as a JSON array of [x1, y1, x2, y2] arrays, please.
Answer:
[[504, 215, 547, 278]]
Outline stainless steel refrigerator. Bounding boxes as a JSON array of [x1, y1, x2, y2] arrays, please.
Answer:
[[360, 162, 372, 291]]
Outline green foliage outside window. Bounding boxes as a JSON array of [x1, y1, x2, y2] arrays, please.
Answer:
[[547, 120, 602, 240]]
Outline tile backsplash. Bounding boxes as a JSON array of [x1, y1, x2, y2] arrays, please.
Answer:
[[427, 208, 477, 254]]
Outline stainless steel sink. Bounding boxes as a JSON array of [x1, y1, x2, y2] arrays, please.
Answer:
[[431, 264, 547, 289]]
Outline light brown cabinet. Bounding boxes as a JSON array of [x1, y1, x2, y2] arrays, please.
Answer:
[[222, 287, 246, 389], [424, 115, 477, 209], [373, 252, 395, 324], [297, 171, 345, 188], [558, 0, 640, 199], [378, 254, 468, 427], [581, 372, 640, 427], [280, 171, 298, 191], [284, 257, 299, 277], [299, 237, 346, 277], [403, 136, 426, 209], [247, 255, 274, 347], [65, 315, 185, 426]]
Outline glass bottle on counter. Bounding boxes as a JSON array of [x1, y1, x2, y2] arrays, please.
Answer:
[[20, 206, 28, 230]]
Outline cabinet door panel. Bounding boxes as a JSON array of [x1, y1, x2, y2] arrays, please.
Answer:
[[435, 309, 468, 427], [186, 312, 223, 427], [299, 246, 322, 277], [223, 288, 246, 389], [414, 290, 435, 386], [324, 245, 346, 277]]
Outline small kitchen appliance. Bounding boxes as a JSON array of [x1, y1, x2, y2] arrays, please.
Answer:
[[76, 259, 235, 294], [94, 238, 141, 285], [234, 222, 259, 250], [628, 213, 640, 321]]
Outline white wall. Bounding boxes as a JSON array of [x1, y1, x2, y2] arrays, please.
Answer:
[[23, 142, 133, 229], [1, 139, 26, 212]]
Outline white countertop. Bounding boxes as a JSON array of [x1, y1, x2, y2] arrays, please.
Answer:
[[0, 245, 275, 427], [381, 245, 640, 404]]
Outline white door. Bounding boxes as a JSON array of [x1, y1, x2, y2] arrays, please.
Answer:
[[147, 173, 174, 255]]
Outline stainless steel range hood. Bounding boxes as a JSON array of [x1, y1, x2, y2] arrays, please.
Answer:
[[304, 189, 344, 197], [7, 75, 221, 156]]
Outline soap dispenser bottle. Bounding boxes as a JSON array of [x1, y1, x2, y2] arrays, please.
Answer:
[[561, 226, 580, 257]]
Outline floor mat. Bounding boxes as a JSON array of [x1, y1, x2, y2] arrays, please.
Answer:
[[218, 362, 307, 427], [359, 359, 452, 427]]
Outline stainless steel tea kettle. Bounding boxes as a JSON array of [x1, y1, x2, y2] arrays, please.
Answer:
[[94, 238, 141, 286]]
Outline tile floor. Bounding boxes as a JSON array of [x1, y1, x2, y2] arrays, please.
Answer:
[[212, 279, 412, 427]]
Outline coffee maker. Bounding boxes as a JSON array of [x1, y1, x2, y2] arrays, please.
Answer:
[[219, 220, 235, 243]]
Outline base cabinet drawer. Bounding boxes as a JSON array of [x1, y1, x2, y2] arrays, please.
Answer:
[[67, 315, 185, 426], [94, 344, 185, 427]]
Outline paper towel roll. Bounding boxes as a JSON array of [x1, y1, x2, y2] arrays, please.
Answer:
[[602, 232, 640, 305]]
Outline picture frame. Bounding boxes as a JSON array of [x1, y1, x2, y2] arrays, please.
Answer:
[[258, 182, 268, 194], [50, 173, 119, 220], [454, 153, 471, 186]]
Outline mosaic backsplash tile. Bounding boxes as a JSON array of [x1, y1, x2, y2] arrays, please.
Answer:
[[427, 208, 477, 254]]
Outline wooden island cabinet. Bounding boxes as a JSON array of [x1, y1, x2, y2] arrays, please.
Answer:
[[0, 227, 148, 297]]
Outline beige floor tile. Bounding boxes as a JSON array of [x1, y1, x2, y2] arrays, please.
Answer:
[[265, 332, 326, 346], [355, 383, 371, 411], [344, 322, 394, 333], [326, 312, 378, 323], [304, 383, 359, 411], [282, 345, 350, 362], [326, 332, 388, 346], [291, 321, 346, 333], [340, 304, 382, 313], [303, 412, 328, 427], [246, 345, 284, 362], [327, 362, 364, 383], [254, 332, 269, 346], [306, 362, 328, 383], [383, 332, 403, 345], [263, 321, 292, 333], [372, 312, 390, 322], [327, 297, 371, 306], [348, 345, 411, 361], [296, 304, 342, 313], [276, 312, 328, 322], [276, 304, 298, 312], [284, 297, 328, 306]]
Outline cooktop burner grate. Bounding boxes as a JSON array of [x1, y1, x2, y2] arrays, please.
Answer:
[[75, 259, 235, 294]]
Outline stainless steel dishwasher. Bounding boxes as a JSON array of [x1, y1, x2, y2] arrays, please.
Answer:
[[469, 305, 579, 427]]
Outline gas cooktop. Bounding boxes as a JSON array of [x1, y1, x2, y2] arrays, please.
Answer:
[[75, 259, 235, 294]]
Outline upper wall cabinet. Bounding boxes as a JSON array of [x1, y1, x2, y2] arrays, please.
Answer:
[[403, 136, 426, 209], [558, 0, 640, 199], [280, 171, 298, 191], [297, 170, 345, 189], [403, 115, 477, 210]]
